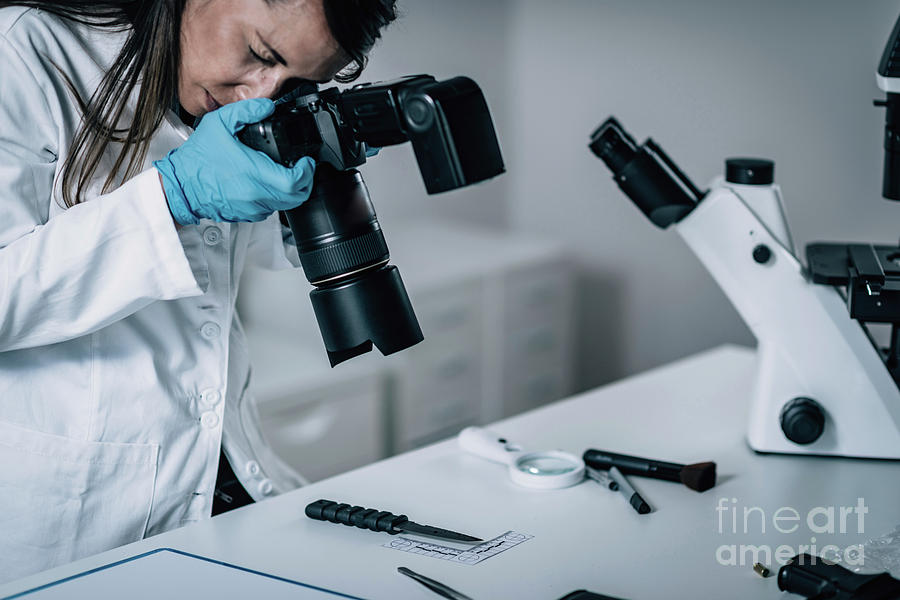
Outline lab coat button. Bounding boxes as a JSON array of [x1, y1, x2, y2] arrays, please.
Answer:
[[200, 411, 219, 429], [245, 461, 260, 476], [200, 389, 221, 406], [200, 322, 221, 339], [203, 226, 222, 245], [258, 478, 273, 496]]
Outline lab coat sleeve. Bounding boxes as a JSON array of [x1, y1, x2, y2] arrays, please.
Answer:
[[244, 211, 301, 270], [0, 34, 207, 352]]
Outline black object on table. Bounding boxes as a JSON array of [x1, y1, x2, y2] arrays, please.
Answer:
[[211, 449, 256, 516], [398, 566, 475, 600], [304, 499, 482, 543], [778, 553, 900, 599]]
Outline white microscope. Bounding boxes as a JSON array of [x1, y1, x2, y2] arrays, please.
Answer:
[[587, 18, 900, 460]]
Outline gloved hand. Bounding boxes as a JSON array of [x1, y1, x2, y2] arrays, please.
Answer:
[[154, 98, 315, 225], [364, 143, 381, 158]]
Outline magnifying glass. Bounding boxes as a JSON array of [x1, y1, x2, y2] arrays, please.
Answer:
[[457, 426, 591, 489]]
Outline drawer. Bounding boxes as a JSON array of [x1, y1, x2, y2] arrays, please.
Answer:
[[502, 367, 565, 417], [502, 261, 571, 327], [408, 279, 483, 345], [394, 349, 483, 445], [256, 379, 385, 483], [503, 323, 567, 371]]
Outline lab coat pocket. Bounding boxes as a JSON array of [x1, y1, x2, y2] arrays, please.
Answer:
[[0, 421, 159, 584]]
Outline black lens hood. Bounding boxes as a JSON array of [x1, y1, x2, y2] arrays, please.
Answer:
[[310, 265, 424, 366]]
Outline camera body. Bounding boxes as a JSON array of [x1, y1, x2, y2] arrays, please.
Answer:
[[238, 74, 504, 366], [241, 74, 504, 192]]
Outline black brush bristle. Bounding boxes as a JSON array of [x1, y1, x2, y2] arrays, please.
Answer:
[[679, 461, 716, 492]]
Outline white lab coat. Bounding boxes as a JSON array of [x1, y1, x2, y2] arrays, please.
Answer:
[[0, 7, 306, 583]]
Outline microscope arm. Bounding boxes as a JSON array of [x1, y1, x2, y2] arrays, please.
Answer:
[[674, 180, 900, 457]]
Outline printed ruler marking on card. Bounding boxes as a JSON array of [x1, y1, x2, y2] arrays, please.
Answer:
[[382, 531, 533, 565]]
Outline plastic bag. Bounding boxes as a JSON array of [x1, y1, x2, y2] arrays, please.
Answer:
[[823, 524, 900, 576]]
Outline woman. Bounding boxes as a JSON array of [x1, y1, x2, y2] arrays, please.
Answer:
[[0, 0, 396, 583]]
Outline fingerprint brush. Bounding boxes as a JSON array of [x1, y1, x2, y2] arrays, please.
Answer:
[[582, 448, 717, 492]]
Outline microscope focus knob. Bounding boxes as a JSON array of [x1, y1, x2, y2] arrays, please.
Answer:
[[780, 397, 826, 445]]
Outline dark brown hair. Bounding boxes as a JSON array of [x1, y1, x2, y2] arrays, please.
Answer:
[[0, 0, 397, 207], [322, 0, 397, 82]]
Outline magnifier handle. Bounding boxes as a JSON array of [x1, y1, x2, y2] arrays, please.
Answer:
[[458, 426, 524, 465]]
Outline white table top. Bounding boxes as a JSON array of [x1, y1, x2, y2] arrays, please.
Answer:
[[3, 344, 900, 599]]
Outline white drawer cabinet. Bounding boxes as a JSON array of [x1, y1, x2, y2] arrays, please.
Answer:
[[238, 218, 574, 471], [243, 331, 386, 483], [383, 276, 484, 451], [256, 376, 384, 483], [495, 259, 574, 419]]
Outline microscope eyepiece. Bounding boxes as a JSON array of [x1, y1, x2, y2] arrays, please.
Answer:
[[589, 117, 704, 229], [590, 117, 639, 173]]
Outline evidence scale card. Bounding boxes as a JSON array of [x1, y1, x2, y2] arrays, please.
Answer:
[[382, 531, 533, 565]]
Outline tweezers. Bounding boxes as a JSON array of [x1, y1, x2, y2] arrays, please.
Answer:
[[397, 566, 475, 600]]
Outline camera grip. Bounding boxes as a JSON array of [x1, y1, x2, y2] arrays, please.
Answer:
[[777, 554, 900, 599]]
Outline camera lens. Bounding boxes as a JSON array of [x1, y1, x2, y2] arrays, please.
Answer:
[[404, 95, 435, 133], [286, 164, 389, 284], [240, 84, 433, 367], [281, 163, 423, 366]]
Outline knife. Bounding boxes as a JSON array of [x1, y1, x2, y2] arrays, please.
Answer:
[[304, 499, 482, 543]]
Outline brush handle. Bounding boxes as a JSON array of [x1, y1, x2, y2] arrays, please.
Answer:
[[582, 449, 683, 482]]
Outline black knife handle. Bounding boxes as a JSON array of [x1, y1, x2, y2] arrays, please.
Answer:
[[305, 499, 409, 534]]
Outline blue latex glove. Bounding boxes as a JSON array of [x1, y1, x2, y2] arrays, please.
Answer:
[[154, 98, 315, 225], [364, 143, 381, 158]]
